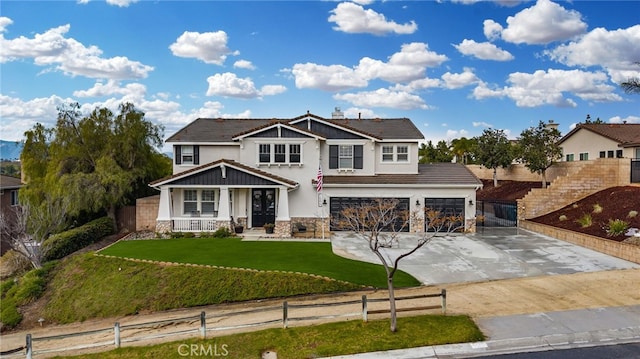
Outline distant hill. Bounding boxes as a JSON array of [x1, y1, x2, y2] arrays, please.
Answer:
[[0, 140, 23, 161]]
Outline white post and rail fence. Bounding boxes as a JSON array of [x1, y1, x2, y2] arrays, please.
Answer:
[[1, 290, 446, 358]]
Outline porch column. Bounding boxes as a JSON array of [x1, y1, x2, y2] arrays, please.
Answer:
[[218, 187, 231, 221], [276, 186, 290, 220], [157, 187, 172, 220]]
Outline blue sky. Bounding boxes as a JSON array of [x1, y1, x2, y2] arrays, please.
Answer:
[[1, 0, 639, 152]]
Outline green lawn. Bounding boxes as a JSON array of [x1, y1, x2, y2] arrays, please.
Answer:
[[99, 237, 420, 288], [53, 314, 484, 359]]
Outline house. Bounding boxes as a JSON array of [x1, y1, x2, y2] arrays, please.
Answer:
[[150, 110, 482, 236], [558, 123, 640, 162], [0, 174, 23, 255]]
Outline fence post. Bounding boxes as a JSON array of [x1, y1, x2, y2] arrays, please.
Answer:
[[283, 301, 288, 329], [25, 334, 32, 359], [114, 322, 121, 348], [441, 289, 447, 314], [200, 311, 206, 339], [362, 295, 368, 322]]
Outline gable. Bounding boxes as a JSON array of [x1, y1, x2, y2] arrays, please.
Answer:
[[290, 120, 367, 139]]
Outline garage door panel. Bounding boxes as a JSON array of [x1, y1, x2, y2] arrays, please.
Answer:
[[330, 197, 409, 232]]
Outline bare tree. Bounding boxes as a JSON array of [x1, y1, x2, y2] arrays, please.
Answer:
[[335, 199, 464, 332], [0, 197, 68, 269]]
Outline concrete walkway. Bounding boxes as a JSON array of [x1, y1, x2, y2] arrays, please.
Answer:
[[330, 227, 639, 285]]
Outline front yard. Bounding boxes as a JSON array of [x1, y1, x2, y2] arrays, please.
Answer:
[[99, 237, 420, 288]]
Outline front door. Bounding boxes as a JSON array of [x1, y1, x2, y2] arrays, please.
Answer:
[[251, 189, 276, 227]]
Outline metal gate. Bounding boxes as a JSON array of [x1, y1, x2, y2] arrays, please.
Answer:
[[632, 160, 640, 183], [476, 200, 517, 227]]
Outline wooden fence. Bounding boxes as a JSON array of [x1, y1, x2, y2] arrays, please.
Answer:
[[2, 290, 446, 358]]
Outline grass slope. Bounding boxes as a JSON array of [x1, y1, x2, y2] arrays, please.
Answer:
[[99, 237, 420, 288], [44, 253, 362, 324], [53, 314, 484, 359]]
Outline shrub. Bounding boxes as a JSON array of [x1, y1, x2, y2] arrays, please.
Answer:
[[592, 203, 603, 214], [605, 219, 629, 237], [182, 232, 196, 238], [0, 297, 22, 328], [0, 262, 55, 329], [212, 227, 233, 238], [42, 217, 115, 262], [558, 215, 568, 221], [575, 213, 593, 228], [628, 210, 638, 219], [169, 232, 185, 239]]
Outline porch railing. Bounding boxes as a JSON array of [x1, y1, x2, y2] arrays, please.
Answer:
[[173, 218, 217, 231]]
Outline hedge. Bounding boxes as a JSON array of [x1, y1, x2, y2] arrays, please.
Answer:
[[42, 217, 115, 262]]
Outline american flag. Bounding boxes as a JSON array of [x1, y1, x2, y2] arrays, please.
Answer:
[[316, 165, 323, 192]]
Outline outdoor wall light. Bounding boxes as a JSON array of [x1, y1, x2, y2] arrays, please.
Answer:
[[468, 199, 474, 205], [415, 199, 420, 206], [322, 199, 327, 205]]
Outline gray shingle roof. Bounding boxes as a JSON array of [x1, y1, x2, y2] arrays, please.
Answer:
[[0, 175, 22, 190], [323, 163, 482, 187], [166, 113, 424, 142]]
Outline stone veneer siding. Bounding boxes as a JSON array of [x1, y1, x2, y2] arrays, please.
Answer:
[[520, 220, 640, 264]]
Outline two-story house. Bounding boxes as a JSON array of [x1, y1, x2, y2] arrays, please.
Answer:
[[150, 110, 482, 236]]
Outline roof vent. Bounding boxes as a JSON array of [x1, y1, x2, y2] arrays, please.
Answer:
[[331, 107, 344, 119]]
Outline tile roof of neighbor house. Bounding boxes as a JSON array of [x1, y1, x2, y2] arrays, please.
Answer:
[[166, 113, 424, 143], [558, 123, 640, 147], [323, 163, 482, 187], [0, 175, 22, 190]]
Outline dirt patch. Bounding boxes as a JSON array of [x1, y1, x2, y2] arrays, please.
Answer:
[[476, 179, 543, 201]]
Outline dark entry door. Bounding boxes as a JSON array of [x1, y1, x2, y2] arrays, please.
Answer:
[[252, 189, 276, 227]]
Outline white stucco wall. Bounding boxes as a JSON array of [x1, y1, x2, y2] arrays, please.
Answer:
[[560, 129, 635, 160]]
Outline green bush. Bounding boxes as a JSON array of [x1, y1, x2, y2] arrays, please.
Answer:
[[0, 278, 16, 297], [575, 213, 593, 228], [169, 232, 185, 238], [0, 262, 55, 329], [212, 227, 233, 238], [0, 297, 22, 328], [42, 217, 115, 262], [605, 219, 629, 237]]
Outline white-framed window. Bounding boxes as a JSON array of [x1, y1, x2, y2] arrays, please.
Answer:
[[181, 145, 194, 165], [566, 154, 574, 161], [201, 190, 216, 215], [579, 152, 589, 161], [10, 190, 19, 206], [257, 143, 303, 165], [381, 145, 409, 162], [339, 145, 353, 169], [184, 189, 198, 214]]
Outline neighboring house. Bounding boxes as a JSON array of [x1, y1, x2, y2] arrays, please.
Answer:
[[150, 110, 482, 236], [0, 174, 23, 255], [558, 123, 640, 162]]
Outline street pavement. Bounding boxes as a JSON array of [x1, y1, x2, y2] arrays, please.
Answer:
[[323, 228, 640, 358]]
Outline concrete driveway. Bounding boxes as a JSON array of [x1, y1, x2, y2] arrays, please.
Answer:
[[330, 227, 639, 285]]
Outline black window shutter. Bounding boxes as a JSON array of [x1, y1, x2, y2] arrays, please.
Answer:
[[354, 145, 363, 169], [329, 145, 338, 169], [194, 145, 200, 165], [175, 145, 181, 165]]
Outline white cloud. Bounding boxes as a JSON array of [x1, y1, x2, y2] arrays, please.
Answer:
[[546, 25, 640, 83], [454, 39, 514, 61], [0, 94, 75, 140], [206, 72, 286, 99], [609, 115, 640, 124], [233, 59, 256, 70], [357, 42, 448, 83], [500, 0, 587, 45], [343, 107, 377, 119], [328, 2, 417, 36], [73, 80, 146, 98], [441, 68, 480, 89], [483, 20, 503, 41], [291, 63, 367, 91], [78, 0, 138, 6], [0, 22, 153, 79], [472, 121, 493, 128], [169, 31, 238, 65], [333, 88, 428, 110], [391, 77, 441, 92], [472, 68, 621, 107], [0, 17, 12, 32]]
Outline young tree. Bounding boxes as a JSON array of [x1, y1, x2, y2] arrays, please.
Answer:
[[474, 129, 514, 187], [451, 137, 477, 164], [517, 121, 562, 188], [335, 199, 464, 332], [20, 102, 171, 224]]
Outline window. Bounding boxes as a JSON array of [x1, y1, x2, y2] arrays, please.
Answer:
[[608, 150, 614, 158], [184, 190, 198, 214], [599, 151, 606, 158], [579, 152, 588, 161], [201, 190, 216, 215], [616, 150, 623, 158], [181, 146, 194, 164], [175, 145, 199, 165], [397, 146, 409, 162], [274, 144, 286, 163], [289, 144, 301, 163], [566, 154, 574, 161], [382, 146, 394, 162], [259, 144, 271, 163], [339, 145, 353, 169], [10, 190, 19, 206]]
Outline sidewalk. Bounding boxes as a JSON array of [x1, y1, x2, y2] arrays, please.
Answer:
[[325, 305, 640, 358]]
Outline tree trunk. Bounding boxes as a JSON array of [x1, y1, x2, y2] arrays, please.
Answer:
[[493, 168, 498, 188], [387, 275, 397, 332], [541, 171, 547, 188]]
